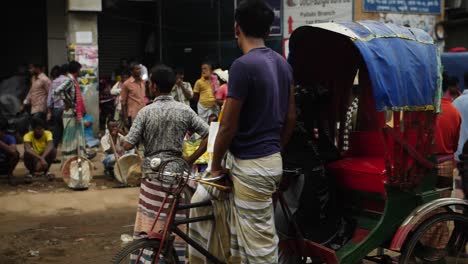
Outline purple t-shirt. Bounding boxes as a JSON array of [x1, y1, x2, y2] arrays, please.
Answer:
[[228, 47, 293, 159]]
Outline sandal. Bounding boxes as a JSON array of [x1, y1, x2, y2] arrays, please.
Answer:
[[24, 174, 33, 184], [45, 172, 55, 181]]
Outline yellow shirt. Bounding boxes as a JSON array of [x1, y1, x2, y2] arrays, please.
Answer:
[[23, 131, 53, 155], [193, 78, 216, 108]]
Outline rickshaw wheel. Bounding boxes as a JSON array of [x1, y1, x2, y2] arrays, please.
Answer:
[[400, 212, 468, 264]]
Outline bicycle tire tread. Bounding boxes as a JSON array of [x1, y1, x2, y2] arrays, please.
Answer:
[[400, 212, 468, 264]]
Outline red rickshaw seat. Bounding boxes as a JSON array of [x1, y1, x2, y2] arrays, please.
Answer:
[[327, 130, 419, 196], [327, 157, 387, 195], [327, 131, 389, 196]]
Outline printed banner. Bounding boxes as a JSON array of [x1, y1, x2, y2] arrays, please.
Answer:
[[235, 0, 282, 36], [74, 45, 99, 133], [364, 0, 441, 14], [283, 0, 353, 38], [379, 13, 436, 36]]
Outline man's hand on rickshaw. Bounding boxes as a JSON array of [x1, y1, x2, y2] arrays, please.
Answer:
[[199, 171, 231, 192], [210, 168, 229, 178]]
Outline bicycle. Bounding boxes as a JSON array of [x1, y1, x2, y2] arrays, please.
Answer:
[[111, 158, 231, 264]]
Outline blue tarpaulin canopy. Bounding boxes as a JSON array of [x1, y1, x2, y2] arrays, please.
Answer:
[[289, 21, 442, 112]]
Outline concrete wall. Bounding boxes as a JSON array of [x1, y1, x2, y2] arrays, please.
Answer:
[[66, 12, 100, 134], [67, 13, 99, 46], [47, 0, 68, 70]]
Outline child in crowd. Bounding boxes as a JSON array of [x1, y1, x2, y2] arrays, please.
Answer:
[[101, 120, 132, 176], [83, 114, 100, 148]]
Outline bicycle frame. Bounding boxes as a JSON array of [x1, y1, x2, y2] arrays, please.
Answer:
[[141, 190, 225, 264]]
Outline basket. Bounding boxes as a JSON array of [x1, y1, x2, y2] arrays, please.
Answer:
[[114, 154, 142, 186], [62, 156, 94, 189]]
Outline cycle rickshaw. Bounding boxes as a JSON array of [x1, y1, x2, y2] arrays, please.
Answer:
[[112, 21, 468, 264]]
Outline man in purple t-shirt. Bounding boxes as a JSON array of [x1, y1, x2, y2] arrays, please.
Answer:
[[0, 118, 19, 185], [210, 0, 296, 262]]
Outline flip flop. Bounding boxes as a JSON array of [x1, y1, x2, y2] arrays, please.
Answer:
[[24, 174, 33, 184], [45, 172, 55, 181]]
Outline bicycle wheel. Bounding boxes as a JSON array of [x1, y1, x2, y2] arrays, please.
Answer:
[[400, 212, 468, 264], [112, 238, 179, 264]]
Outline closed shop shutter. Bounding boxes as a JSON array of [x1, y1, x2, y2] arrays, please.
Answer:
[[98, 13, 141, 79]]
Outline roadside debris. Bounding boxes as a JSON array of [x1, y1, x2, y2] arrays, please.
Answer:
[[120, 234, 133, 243]]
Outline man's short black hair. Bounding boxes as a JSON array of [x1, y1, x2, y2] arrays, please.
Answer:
[[122, 70, 131, 77], [235, 0, 274, 38], [447, 76, 459, 87], [31, 117, 46, 130], [129, 61, 140, 71], [50, 65, 61, 79], [60, 63, 69, 75], [201, 61, 214, 71], [30, 62, 43, 69], [150, 64, 176, 93], [107, 119, 118, 127], [442, 71, 449, 92], [174, 68, 184, 75], [68, 61, 82, 74]]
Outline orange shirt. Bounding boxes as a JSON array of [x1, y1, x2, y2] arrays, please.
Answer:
[[435, 98, 461, 155], [120, 76, 146, 119]]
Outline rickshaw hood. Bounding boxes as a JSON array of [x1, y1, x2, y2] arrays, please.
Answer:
[[289, 21, 442, 112]]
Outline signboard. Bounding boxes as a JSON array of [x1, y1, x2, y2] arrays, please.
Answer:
[[67, 0, 102, 12], [235, 0, 282, 36], [76, 31, 93, 44], [283, 0, 353, 38], [364, 0, 442, 14], [379, 13, 436, 35]]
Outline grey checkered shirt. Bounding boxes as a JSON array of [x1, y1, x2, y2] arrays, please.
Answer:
[[125, 95, 209, 170]]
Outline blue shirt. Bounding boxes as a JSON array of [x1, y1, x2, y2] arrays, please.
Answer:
[[83, 115, 95, 139], [0, 134, 15, 160], [228, 47, 293, 159], [453, 90, 468, 161]]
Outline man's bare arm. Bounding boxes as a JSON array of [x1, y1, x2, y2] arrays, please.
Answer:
[[24, 142, 42, 160], [182, 83, 194, 99], [211, 98, 242, 173], [193, 93, 200, 103], [41, 141, 54, 159], [0, 141, 17, 155], [281, 85, 297, 150], [122, 141, 135, 151], [185, 136, 208, 165]]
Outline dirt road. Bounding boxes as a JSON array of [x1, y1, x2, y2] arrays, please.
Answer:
[[0, 180, 140, 263]]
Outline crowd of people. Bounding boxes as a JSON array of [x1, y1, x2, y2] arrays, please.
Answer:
[[0, 45, 232, 186]]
